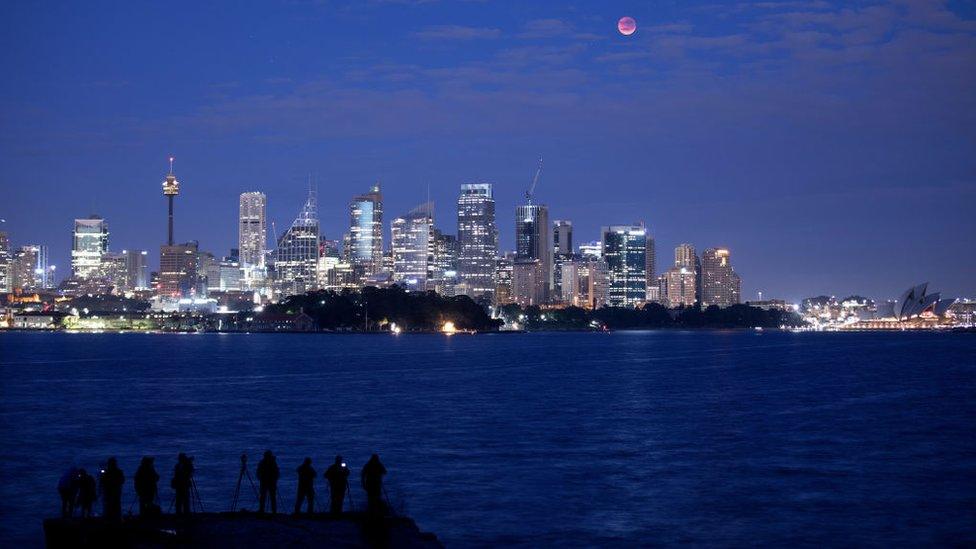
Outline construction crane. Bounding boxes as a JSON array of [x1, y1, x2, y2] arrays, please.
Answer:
[[525, 155, 543, 203]]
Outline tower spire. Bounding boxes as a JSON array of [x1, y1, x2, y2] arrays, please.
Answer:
[[169, 156, 175, 175]]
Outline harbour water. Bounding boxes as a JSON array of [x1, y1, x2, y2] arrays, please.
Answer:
[[0, 330, 973, 546]]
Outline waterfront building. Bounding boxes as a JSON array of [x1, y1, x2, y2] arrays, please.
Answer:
[[700, 248, 741, 308], [349, 184, 384, 279], [457, 183, 498, 300], [391, 202, 434, 291], [494, 254, 514, 306], [274, 189, 320, 298], [601, 225, 647, 308], [72, 216, 109, 280], [515, 203, 551, 303], [158, 241, 199, 297], [239, 192, 268, 289]]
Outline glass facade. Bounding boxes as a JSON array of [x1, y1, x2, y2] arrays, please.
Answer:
[[391, 203, 434, 291], [349, 184, 384, 277], [601, 225, 647, 308], [274, 190, 320, 297], [457, 183, 498, 299], [72, 216, 109, 280]]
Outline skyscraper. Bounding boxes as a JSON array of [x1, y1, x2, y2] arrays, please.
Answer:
[[122, 249, 149, 291], [10, 245, 47, 292], [665, 243, 698, 308], [0, 231, 10, 292], [645, 233, 656, 298], [158, 242, 199, 297], [552, 220, 575, 303], [349, 184, 384, 278], [515, 204, 551, 304], [701, 248, 741, 308], [430, 229, 459, 295], [391, 202, 434, 291], [457, 183, 498, 300], [601, 225, 647, 308], [552, 220, 573, 255], [274, 188, 320, 297], [72, 216, 109, 279], [239, 192, 267, 288]]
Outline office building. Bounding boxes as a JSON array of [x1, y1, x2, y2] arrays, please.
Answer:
[[493, 254, 514, 306], [0, 231, 9, 292], [457, 183, 498, 300], [274, 188, 320, 297], [515, 203, 551, 303], [430, 229, 459, 296], [72, 216, 109, 279], [665, 244, 698, 308], [701, 248, 741, 308], [601, 225, 647, 308], [391, 202, 434, 291], [122, 249, 149, 291], [645, 234, 656, 299], [158, 242, 199, 297], [239, 192, 267, 288], [349, 184, 384, 278], [578, 241, 602, 259], [513, 259, 546, 306], [552, 220, 575, 303]]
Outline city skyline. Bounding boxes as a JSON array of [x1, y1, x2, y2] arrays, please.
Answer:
[[2, 1, 974, 302]]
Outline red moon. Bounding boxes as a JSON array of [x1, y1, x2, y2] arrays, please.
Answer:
[[617, 16, 636, 36]]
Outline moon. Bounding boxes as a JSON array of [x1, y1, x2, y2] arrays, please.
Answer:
[[617, 16, 636, 36]]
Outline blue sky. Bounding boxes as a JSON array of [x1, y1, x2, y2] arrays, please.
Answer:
[[1, 0, 974, 302]]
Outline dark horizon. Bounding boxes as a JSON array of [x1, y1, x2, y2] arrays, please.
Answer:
[[2, 0, 974, 303]]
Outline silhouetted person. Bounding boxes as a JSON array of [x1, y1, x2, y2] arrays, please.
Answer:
[[77, 469, 97, 518], [58, 467, 79, 517], [256, 450, 279, 514], [171, 453, 194, 515], [324, 455, 350, 515], [99, 458, 125, 520], [134, 456, 160, 516], [294, 457, 315, 515], [360, 454, 387, 515]]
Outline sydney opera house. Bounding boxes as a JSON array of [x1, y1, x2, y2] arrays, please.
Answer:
[[891, 283, 956, 321]]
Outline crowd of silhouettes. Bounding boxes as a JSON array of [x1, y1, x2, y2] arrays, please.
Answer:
[[56, 452, 390, 520]]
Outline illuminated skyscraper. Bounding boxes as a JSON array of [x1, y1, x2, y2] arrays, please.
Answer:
[[274, 188, 320, 297], [457, 183, 498, 299], [552, 220, 574, 302], [391, 202, 434, 291], [349, 184, 384, 278], [0, 231, 10, 292], [122, 249, 149, 291], [158, 242, 199, 297], [515, 204, 551, 303], [72, 216, 109, 279], [601, 225, 647, 308], [10, 245, 48, 291], [665, 244, 698, 308], [701, 248, 741, 307], [239, 192, 267, 287]]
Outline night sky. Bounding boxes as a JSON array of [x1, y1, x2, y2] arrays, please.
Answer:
[[2, 0, 974, 303]]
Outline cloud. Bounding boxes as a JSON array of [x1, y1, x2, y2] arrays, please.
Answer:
[[412, 24, 501, 40]]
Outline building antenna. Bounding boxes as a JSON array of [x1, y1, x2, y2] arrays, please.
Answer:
[[169, 156, 175, 175]]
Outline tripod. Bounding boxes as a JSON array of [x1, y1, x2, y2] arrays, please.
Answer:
[[190, 478, 205, 513], [345, 480, 355, 512], [231, 453, 259, 512]]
